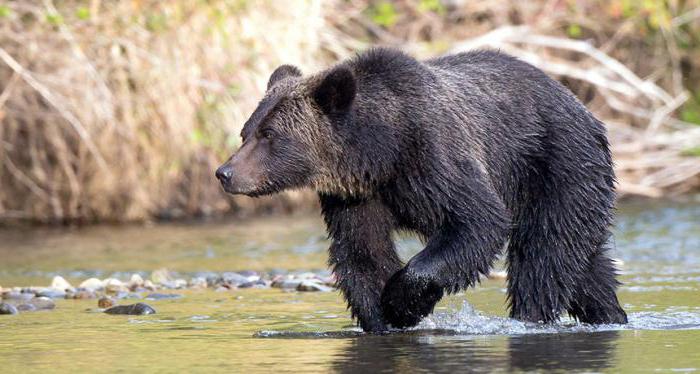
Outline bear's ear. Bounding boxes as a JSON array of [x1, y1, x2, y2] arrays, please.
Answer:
[[312, 65, 356, 114], [267, 64, 302, 90]]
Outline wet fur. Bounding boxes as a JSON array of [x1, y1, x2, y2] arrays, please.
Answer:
[[231, 48, 628, 331]]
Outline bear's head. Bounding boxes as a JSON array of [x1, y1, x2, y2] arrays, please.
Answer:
[[215, 63, 357, 197]]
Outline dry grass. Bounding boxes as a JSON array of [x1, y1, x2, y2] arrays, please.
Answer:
[[327, 0, 700, 197], [1, 0, 698, 223], [0, 0, 351, 222]]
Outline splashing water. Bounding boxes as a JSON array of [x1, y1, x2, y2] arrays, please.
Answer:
[[256, 301, 700, 339], [417, 301, 700, 335]]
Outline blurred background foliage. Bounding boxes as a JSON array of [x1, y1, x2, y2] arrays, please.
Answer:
[[0, 0, 698, 224]]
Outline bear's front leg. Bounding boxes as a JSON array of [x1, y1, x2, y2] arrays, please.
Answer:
[[320, 194, 402, 332], [381, 199, 510, 328]]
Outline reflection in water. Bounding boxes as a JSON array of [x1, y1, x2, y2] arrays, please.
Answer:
[[329, 330, 619, 373], [507, 331, 619, 371]]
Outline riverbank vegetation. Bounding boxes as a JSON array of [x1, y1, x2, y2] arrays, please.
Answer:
[[1, 0, 699, 223]]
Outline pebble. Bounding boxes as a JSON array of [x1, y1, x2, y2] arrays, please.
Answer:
[[104, 303, 156, 315], [486, 270, 508, 280], [79, 278, 104, 291], [296, 280, 334, 292], [151, 268, 174, 285], [50, 276, 73, 291], [98, 297, 116, 309], [272, 279, 302, 290], [16, 303, 36, 312], [27, 296, 56, 310], [189, 277, 207, 289], [2, 291, 35, 301], [128, 274, 144, 290], [68, 290, 96, 300], [160, 279, 188, 289], [144, 293, 183, 300], [0, 303, 19, 315], [103, 278, 126, 294], [220, 272, 249, 287], [115, 291, 143, 300], [35, 288, 66, 299], [3, 270, 341, 301], [238, 279, 268, 289]]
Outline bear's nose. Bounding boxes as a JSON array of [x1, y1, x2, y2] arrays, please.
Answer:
[[215, 165, 233, 183]]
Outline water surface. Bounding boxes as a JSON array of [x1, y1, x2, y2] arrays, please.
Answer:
[[1, 200, 699, 372]]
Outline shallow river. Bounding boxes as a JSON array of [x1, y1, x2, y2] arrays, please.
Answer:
[[1, 200, 699, 372]]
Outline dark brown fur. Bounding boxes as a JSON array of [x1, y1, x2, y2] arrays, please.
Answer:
[[216, 48, 627, 331]]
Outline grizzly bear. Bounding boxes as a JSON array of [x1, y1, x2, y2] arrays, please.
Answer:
[[216, 48, 628, 332]]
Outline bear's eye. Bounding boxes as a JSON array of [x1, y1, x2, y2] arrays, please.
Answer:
[[259, 129, 275, 140]]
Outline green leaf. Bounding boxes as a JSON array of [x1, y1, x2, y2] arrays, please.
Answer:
[[369, 2, 398, 27], [0, 5, 11, 18], [76, 7, 90, 21], [191, 128, 206, 144], [567, 24, 582, 38], [45, 12, 63, 26], [680, 104, 700, 126], [418, 0, 445, 15], [681, 146, 700, 157]]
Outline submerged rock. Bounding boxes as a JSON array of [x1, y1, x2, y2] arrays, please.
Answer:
[[104, 303, 156, 315], [2, 291, 34, 301], [144, 293, 183, 300], [35, 288, 66, 299], [114, 291, 143, 300], [29, 296, 56, 310], [16, 303, 36, 312], [220, 272, 249, 287], [0, 303, 19, 315], [0, 303, 19, 314], [296, 280, 333, 292], [271, 278, 302, 290], [238, 279, 268, 289], [68, 290, 97, 300]]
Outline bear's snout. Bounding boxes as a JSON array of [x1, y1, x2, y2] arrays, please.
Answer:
[[215, 164, 233, 184], [215, 159, 262, 196]]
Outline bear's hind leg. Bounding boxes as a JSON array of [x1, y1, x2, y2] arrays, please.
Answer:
[[506, 218, 576, 324], [567, 248, 628, 324], [506, 183, 626, 324], [506, 177, 626, 324]]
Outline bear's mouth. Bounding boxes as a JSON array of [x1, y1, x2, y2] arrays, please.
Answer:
[[220, 179, 277, 198]]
